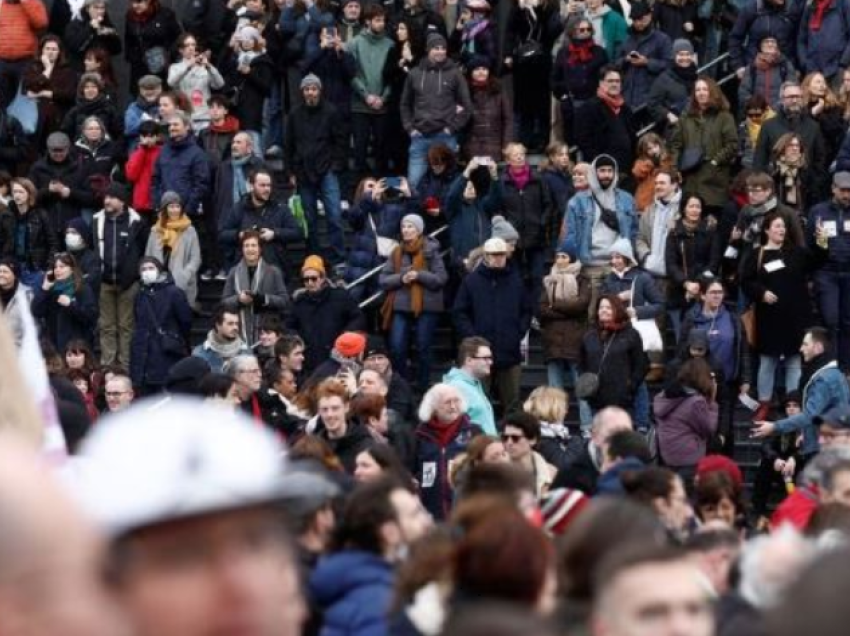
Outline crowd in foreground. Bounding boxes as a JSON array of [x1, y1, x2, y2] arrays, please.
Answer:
[[3, 0, 850, 634]]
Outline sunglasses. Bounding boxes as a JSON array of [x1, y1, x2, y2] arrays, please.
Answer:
[[302, 276, 320, 283], [502, 433, 525, 443]]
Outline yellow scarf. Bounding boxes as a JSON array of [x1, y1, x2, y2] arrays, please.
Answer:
[[154, 215, 192, 251]]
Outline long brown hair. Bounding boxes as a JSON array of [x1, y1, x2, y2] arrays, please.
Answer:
[[52, 253, 84, 294], [687, 76, 730, 115]]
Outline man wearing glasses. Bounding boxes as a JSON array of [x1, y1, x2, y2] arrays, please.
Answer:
[[443, 336, 496, 435], [225, 354, 264, 421], [104, 372, 134, 413]]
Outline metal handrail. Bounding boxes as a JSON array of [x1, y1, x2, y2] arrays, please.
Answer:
[[345, 224, 448, 296], [569, 52, 733, 153]]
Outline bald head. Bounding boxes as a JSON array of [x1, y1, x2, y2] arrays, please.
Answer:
[[0, 440, 127, 636]]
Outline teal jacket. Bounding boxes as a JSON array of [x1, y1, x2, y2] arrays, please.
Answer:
[[444, 367, 496, 436], [349, 30, 394, 114]]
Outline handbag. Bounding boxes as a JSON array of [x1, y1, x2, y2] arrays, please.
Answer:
[[369, 214, 399, 258], [514, 39, 544, 62], [678, 146, 704, 173], [8, 86, 39, 135], [740, 248, 764, 348], [142, 295, 186, 357], [144, 46, 168, 74], [630, 278, 664, 352], [576, 333, 617, 400]]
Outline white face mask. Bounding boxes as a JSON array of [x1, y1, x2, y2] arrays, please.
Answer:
[[140, 270, 159, 285], [65, 233, 84, 251]]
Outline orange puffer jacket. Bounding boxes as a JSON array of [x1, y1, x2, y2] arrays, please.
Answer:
[[0, 0, 48, 61]]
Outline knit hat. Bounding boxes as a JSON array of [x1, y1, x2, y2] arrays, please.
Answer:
[[672, 38, 694, 56], [426, 32, 448, 51], [483, 237, 508, 254], [687, 329, 709, 352], [301, 255, 326, 276], [541, 488, 590, 536], [65, 217, 91, 245], [238, 26, 262, 43], [609, 237, 637, 266], [629, 1, 651, 19], [160, 191, 182, 210], [365, 334, 390, 359], [696, 455, 743, 492], [78, 72, 104, 90], [402, 214, 425, 235], [300, 73, 322, 90], [334, 332, 367, 358], [104, 182, 128, 203], [165, 357, 212, 396], [557, 239, 578, 262], [833, 172, 850, 188], [0, 257, 20, 279], [46, 131, 71, 150], [138, 74, 163, 90], [490, 215, 519, 243], [467, 54, 491, 72]]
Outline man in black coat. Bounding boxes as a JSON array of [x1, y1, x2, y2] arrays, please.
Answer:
[[219, 168, 302, 272], [287, 255, 366, 373], [575, 66, 637, 174], [284, 74, 348, 271], [453, 237, 532, 414]]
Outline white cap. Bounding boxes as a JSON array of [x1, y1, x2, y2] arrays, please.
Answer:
[[74, 398, 286, 537], [483, 237, 508, 254]]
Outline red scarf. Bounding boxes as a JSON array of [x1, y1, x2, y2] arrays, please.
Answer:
[[809, 0, 831, 31], [508, 163, 531, 191], [428, 416, 464, 447], [597, 86, 625, 115], [567, 40, 594, 65]]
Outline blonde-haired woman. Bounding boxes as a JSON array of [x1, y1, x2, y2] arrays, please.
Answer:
[[145, 191, 202, 309], [524, 386, 571, 471], [801, 71, 845, 166]]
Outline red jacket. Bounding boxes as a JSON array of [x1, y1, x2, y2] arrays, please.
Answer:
[[0, 0, 48, 61], [125, 144, 161, 213]]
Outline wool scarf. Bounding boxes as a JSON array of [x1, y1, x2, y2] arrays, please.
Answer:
[[809, 0, 831, 31], [232, 155, 252, 203], [543, 261, 581, 304], [567, 40, 594, 64], [508, 163, 531, 191], [381, 236, 426, 329], [776, 157, 804, 206], [597, 86, 624, 115], [154, 215, 192, 252], [53, 277, 76, 301]]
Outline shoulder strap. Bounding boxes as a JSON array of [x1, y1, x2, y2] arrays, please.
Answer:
[[757, 246, 765, 271], [599, 332, 617, 371]]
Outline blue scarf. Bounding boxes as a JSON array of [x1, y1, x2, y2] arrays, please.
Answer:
[[232, 155, 251, 204], [53, 277, 76, 301]]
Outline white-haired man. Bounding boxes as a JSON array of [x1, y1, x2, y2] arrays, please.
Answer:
[[414, 383, 482, 521]]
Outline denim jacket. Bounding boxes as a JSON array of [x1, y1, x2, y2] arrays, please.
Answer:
[[564, 190, 637, 264]]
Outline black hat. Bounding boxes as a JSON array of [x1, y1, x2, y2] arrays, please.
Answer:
[[427, 32, 448, 51], [630, 1, 651, 19], [365, 334, 390, 359], [467, 54, 491, 72], [688, 329, 709, 351], [165, 357, 212, 395]]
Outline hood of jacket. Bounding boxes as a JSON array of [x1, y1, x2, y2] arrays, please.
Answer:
[[443, 367, 479, 390], [653, 388, 700, 418], [310, 550, 393, 606]]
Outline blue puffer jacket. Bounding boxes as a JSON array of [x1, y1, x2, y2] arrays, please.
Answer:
[[130, 275, 193, 388], [310, 550, 394, 636], [343, 193, 419, 285], [443, 175, 499, 267], [414, 415, 481, 520], [564, 190, 637, 265], [797, 0, 850, 78], [151, 133, 210, 216], [453, 262, 532, 369]]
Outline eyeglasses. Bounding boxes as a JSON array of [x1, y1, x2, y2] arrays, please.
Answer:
[[576, 27, 592, 32], [302, 276, 320, 283], [783, 93, 803, 100], [472, 355, 493, 360], [502, 433, 525, 443]]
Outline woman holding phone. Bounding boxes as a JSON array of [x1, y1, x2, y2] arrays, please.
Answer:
[[32, 252, 98, 351]]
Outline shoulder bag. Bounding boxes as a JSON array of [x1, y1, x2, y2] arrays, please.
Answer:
[[142, 294, 186, 356], [369, 213, 399, 258], [740, 247, 763, 348], [630, 277, 664, 352], [576, 333, 617, 400]]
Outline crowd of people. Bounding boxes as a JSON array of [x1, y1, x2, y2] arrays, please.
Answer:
[[3, 0, 850, 633]]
